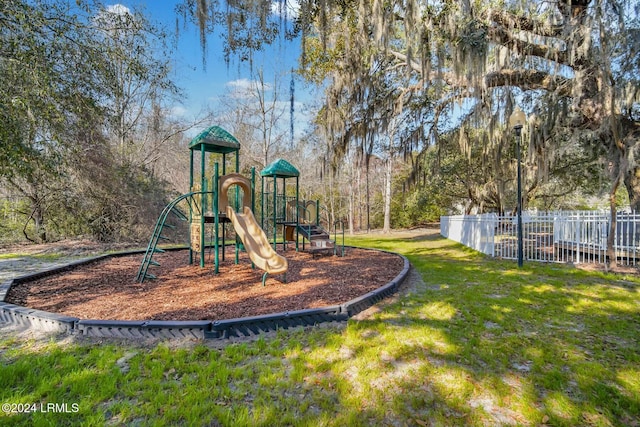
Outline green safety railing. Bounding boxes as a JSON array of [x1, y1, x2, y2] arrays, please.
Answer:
[[135, 191, 212, 283], [333, 219, 345, 257]]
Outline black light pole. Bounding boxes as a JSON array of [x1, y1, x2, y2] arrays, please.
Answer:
[[509, 106, 526, 267]]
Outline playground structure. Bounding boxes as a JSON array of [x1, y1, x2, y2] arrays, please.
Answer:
[[0, 131, 409, 341], [136, 126, 342, 285], [1, 128, 406, 341], [261, 159, 342, 256]]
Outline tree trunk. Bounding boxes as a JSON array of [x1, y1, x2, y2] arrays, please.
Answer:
[[357, 162, 363, 231], [383, 156, 392, 233], [23, 196, 47, 243], [623, 146, 640, 212], [34, 206, 46, 243], [328, 170, 336, 227], [365, 159, 371, 232], [348, 179, 355, 235], [607, 173, 622, 269]]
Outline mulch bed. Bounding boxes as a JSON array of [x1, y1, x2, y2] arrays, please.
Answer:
[[5, 247, 404, 322]]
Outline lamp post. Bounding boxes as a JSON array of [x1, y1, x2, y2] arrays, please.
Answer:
[[509, 106, 526, 267]]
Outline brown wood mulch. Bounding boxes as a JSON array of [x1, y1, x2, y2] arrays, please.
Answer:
[[5, 247, 404, 322]]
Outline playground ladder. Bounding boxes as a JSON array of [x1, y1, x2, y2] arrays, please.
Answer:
[[135, 192, 205, 283]]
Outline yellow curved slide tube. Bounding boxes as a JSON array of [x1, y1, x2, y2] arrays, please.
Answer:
[[226, 205, 288, 276]]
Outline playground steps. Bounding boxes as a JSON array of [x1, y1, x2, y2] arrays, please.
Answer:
[[297, 224, 335, 255], [308, 238, 335, 255], [297, 224, 329, 241]]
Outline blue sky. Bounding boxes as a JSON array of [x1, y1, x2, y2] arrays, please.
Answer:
[[107, 1, 309, 127]]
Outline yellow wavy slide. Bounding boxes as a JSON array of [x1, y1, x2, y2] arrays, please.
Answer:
[[226, 205, 288, 284]]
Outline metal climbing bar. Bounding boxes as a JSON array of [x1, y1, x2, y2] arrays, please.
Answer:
[[135, 191, 211, 283]]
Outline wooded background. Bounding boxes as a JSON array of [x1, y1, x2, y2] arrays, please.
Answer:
[[1, 0, 638, 244]]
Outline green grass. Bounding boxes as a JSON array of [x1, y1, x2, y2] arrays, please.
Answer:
[[1, 231, 639, 426], [0, 252, 66, 261]]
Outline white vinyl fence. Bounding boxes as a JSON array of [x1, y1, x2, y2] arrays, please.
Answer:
[[441, 211, 640, 266]]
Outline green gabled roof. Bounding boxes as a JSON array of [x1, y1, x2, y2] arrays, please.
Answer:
[[260, 158, 300, 177], [189, 126, 240, 154]]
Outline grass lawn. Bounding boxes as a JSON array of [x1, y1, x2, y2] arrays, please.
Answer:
[[1, 230, 639, 426]]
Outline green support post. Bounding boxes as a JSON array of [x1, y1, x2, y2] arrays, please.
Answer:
[[281, 178, 286, 224], [250, 167, 255, 269], [200, 181, 206, 268], [189, 150, 194, 265], [295, 176, 299, 251], [273, 176, 277, 250], [235, 236, 239, 264], [200, 145, 206, 267], [334, 220, 345, 257], [260, 176, 265, 229], [214, 162, 219, 274], [251, 167, 255, 214], [221, 212, 225, 262]]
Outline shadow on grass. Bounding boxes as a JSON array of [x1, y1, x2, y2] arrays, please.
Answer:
[[1, 231, 638, 426], [328, 231, 640, 425]]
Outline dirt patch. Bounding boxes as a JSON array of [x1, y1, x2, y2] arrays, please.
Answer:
[[5, 247, 404, 322], [0, 239, 139, 257], [573, 262, 640, 275]]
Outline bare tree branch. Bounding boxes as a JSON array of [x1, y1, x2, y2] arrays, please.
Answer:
[[485, 9, 564, 38], [484, 69, 572, 96], [487, 24, 569, 65]]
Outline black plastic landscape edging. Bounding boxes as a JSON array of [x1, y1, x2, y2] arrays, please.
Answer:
[[0, 247, 410, 340]]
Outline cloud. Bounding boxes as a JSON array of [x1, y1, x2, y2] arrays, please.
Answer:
[[170, 105, 188, 117], [94, 3, 133, 30], [226, 79, 254, 91], [105, 4, 131, 15], [225, 79, 274, 99], [226, 78, 273, 91]]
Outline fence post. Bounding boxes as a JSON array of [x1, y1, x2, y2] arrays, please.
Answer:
[[576, 213, 581, 264], [489, 214, 496, 257]]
